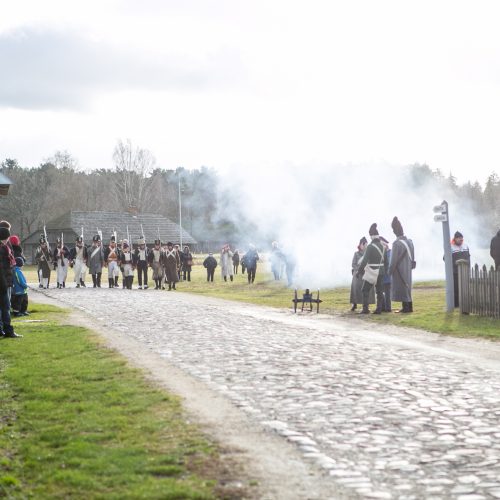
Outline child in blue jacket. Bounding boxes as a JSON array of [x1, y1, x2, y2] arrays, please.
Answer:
[[12, 257, 29, 316]]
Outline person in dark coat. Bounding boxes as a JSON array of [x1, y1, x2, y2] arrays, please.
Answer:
[[380, 237, 392, 312], [350, 236, 375, 311], [232, 250, 240, 274], [35, 236, 52, 289], [203, 253, 217, 282], [240, 252, 247, 274], [357, 224, 388, 314], [133, 237, 149, 289], [0, 226, 21, 337], [245, 244, 260, 284], [181, 245, 193, 282], [389, 217, 415, 313], [88, 235, 105, 288], [490, 229, 500, 271], [450, 231, 470, 307], [163, 242, 180, 290]]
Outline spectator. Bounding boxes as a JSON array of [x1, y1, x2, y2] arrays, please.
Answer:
[[245, 244, 260, 284], [181, 245, 193, 282], [232, 250, 240, 275], [203, 253, 217, 282], [12, 257, 29, 317], [450, 231, 470, 307], [220, 244, 234, 282]]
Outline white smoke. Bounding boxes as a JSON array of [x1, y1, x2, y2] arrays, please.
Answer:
[[217, 163, 487, 288]]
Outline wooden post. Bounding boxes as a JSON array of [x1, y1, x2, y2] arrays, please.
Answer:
[[457, 260, 470, 315]]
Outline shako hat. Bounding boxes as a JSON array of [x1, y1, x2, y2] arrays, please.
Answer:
[[391, 217, 404, 237], [368, 223, 379, 236], [76, 235, 83, 243], [92, 234, 101, 242], [154, 239, 161, 245]]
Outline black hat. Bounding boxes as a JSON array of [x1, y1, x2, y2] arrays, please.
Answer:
[[359, 236, 368, 246], [76, 236, 83, 243], [0, 227, 11, 240], [154, 239, 161, 245], [391, 217, 404, 237], [39, 235, 46, 244], [454, 231, 463, 239], [369, 223, 379, 236], [92, 234, 101, 242], [167, 241, 173, 246]]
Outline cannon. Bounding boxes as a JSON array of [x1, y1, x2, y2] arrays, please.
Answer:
[[292, 288, 322, 313]]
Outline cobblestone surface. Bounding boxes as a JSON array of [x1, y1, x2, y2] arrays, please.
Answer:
[[39, 287, 500, 499]]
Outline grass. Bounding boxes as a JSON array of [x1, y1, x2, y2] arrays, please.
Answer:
[[0, 303, 242, 499], [22, 260, 500, 340]]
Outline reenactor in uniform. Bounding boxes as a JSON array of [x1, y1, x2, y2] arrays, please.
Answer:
[[69, 236, 88, 288], [104, 235, 120, 288], [88, 235, 105, 288], [120, 240, 135, 290], [133, 236, 149, 289], [35, 235, 52, 289], [53, 237, 70, 288], [163, 242, 180, 290], [148, 239, 165, 290]]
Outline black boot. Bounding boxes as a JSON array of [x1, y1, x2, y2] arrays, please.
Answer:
[[81, 279, 86, 287], [109, 278, 114, 288], [230, 275, 233, 282], [224, 276, 227, 282], [408, 302, 413, 313], [92, 275, 97, 288], [115, 276, 119, 287], [97, 273, 102, 287], [172, 283, 176, 290], [351, 303, 357, 312]]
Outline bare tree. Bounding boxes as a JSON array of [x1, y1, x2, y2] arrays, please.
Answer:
[[112, 139, 156, 211], [44, 150, 80, 171]]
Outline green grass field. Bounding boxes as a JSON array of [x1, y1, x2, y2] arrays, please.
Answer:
[[23, 259, 500, 340], [0, 304, 246, 499]]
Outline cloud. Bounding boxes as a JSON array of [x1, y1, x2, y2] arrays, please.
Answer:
[[0, 28, 243, 110]]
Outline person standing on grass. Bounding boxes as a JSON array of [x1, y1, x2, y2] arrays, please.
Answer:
[[104, 235, 120, 288], [35, 235, 52, 289], [450, 230, 470, 307], [350, 236, 374, 312], [232, 250, 240, 274], [245, 244, 260, 284], [9, 235, 25, 263], [270, 241, 284, 280], [221, 244, 234, 282], [148, 239, 165, 289], [203, 252, 217, 282], [164, 242, 180, 290], [88, 235, 105, 288], [389, 217, 415, 313], [240, 252, 247, 275], [133, 236, 149, 289], [356, 224, 387, 315], [12, 257, 29, 317], [70, 236, 88, 288], [490, 229, 500, 271], [0, 226, 21, 338], [53, 237, 70, 288], [380, 237, 392, 312], [181, 245, 193, 282]]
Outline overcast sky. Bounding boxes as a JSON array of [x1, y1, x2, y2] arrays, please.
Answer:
[[0, 0, 499, 182]]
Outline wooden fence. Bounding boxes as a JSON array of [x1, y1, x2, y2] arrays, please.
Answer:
[[457, 261, 500, 318]]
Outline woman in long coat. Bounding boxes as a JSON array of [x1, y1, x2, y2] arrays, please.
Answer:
[[350, 237, 374, 311], [220, 244, 234, 282], [389, 217, 415, 313], [163, 242, 180, 290]]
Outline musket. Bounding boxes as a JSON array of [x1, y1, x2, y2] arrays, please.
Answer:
[[157, 226, 161, 244], [43, 224, 50, 252], [81, 226, 84, 244], [126, 225, 130, 247], [140, 224, 145, 245]]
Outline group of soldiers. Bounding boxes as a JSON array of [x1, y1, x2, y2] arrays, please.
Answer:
[[35, 234, 192, 291]]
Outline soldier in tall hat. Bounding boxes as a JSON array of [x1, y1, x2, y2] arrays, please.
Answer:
[[133, 236, 149, 289], [356, 223, 388, 314], [69, 235, 88, 288], [104, 234, 120, 288], [35, 235, 52, 289], [148, 239, 165, 290], [120, 239, 134, 289], [163, 242, 180, 290], [389, 217, 415, 313], [88, 234, 105, 288], [53, 236, 70, 288]]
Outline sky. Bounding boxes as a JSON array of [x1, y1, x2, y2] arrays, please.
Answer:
[[0, 0, 499, 183]]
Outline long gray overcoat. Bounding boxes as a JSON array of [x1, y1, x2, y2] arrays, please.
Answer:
[[389, 236, 415, 302], [350, 250, 375, 304]]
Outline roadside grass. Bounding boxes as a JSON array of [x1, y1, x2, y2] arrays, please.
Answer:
[[23, 262, 500, 340], [0, 303, 238, 499]]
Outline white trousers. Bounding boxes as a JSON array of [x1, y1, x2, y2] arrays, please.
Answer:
[[57, 259, 69, 284], [108, 260, 119, 279], [123, 263, 134, 277], [73, 259, 87, 283]]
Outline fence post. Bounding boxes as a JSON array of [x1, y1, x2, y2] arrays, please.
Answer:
[[457, 260, 470, 315]]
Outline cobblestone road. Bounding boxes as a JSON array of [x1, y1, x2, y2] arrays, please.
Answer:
[[39, 287, 500, 499]]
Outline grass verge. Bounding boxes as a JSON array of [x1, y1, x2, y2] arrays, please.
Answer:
[[0, 303, 242, 499]]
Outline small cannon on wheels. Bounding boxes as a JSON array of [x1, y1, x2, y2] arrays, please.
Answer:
[[292, 289, 322, 313]]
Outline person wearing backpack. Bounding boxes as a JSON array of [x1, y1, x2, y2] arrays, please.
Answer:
[[389, 217, 415, 313], [356, 223, 388, 315]]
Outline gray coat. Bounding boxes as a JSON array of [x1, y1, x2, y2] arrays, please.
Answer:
[[88, 245, 105, 274], [389, 237, 415, 302], [350, 250, 375, 304]]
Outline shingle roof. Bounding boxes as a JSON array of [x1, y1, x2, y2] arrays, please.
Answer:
[[23, 211, 197, 245]]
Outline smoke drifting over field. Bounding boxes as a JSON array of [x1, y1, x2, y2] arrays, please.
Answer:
[[218, 164, 484, 288]]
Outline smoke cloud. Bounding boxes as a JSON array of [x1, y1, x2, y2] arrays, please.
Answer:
[[217, 164, 487, 288]]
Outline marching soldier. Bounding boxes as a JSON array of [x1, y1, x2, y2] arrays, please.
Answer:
[[133, 236, 149, 289], [148, 239, 165, 290], [69, 236, 88, 288], [104, 235, 120, 288], [163, 242, 180, 290], [120, 240, 134, 290], [52, 237, 70, 288], [35, 235, 52, 289], [88, 235, 105, 288]]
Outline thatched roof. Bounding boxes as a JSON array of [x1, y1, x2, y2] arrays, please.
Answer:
[[22, 211, 197, 246]]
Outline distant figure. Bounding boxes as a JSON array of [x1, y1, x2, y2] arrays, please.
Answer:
[[9, 235, 25, 263], [357, 224, 387, 314], [245, 244, 260, 284], [490, 229, 500, 271], [380, 237, 392, 312], [389, 217, 415, 313], [232, 250, 240, 274], [36, 235, 52, 289], [70, 236, 88, 288], [53, 237, 70, 288], [164, 242, 180, 290], [240, 252, 247, 274], [220, 244, 234, 282], [148, 239, 165, 289], [89, 235, 105, 288], [120, 240, 134, 289], [203, 253, 218, 282], [104, 235, 120, 288], [451, 231, 470, 307], [350, 237, 374, 311], [12, 257, 29, 317], [270, 241, 284, 280], [181, 245, 193, 282], [133, 237, 149, 289], [283, 248, 296, 288]]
